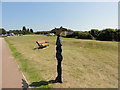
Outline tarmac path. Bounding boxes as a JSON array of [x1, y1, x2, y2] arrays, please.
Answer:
[[1, 38, 25, 88]]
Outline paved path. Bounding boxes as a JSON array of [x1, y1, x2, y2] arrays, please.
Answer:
[[0, 38, 2, 90], [1, 38, 24, 88]]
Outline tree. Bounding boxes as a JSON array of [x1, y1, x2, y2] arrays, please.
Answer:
[[27, 28, 30, 34], [89, 29, 100, 40], [67, 29, 74, 32], [22, 26, 26, 31], [22, 26, 27, 34], [97, 29, 115, 41], [77, 32, 92, 39], [30, 29, 33, 33], [0, 28, 6, 34], [114, 29, 120, 41]]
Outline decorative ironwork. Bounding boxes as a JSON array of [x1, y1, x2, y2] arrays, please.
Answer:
[[51, 26, 67, 83], [55, 34, 63, 83]]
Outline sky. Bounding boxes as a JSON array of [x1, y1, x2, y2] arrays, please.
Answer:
[[1, 2, 118, 31], [0, 2, 2, 27]]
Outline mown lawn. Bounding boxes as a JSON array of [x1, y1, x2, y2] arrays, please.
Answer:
[[5, 35, 118, 88]]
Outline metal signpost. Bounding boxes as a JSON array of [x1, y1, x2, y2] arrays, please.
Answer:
[[51, 27, 67, 83]]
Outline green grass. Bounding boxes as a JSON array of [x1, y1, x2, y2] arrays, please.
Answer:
[[5, 35, 118, 88]]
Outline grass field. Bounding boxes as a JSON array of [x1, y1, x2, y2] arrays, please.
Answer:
[[5, 35, 118, 88]]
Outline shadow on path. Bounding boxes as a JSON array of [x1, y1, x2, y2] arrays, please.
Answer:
[[22, 79, 29, 90]]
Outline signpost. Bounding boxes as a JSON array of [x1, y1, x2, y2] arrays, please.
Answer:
[[51, 26, 67, 83]]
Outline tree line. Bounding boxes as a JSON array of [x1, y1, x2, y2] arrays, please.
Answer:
[[34, 31, 50, 34], [66, 28, 120, 41], [0, 26, 34, 35], [0, 26, 119, 41], [35, 27, 120, 41]]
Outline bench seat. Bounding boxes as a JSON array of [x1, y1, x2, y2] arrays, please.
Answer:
[[36, 40, 49, 47]]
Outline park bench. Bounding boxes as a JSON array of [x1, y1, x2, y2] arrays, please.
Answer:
[[36, 40, 49, 48]]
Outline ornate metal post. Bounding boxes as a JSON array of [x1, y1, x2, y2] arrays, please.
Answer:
[[55, 34, 63, 83], [51, 26, 67, 83]]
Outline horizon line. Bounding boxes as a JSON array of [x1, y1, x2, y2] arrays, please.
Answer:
[[1, 27, 119, 32]]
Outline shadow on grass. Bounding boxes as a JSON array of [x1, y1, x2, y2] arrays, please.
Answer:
[[22, 79, 58, 89], [29, 80, 58, 87], [33, 46, 47, 50]]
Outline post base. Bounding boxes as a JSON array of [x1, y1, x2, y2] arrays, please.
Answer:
[[55, 77, 63, 83]]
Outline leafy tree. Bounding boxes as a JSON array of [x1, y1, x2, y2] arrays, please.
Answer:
[[114, 29, 120, 41], [0, 28, 6, 34], [89, 29, 100, 40], [22, 26, 27, 34], [97, 29, 115, 41], [27, 28, 30, 34], [30, 29, 33, 33], [77, 32, 92, 39], [66, 31, 92, 39], [34, 31, 50, 34], [67, 29, 74, 32], [22, 26, 26, 31]]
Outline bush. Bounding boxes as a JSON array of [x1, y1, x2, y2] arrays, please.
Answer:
[[77, 32, 92, 39], [114, 29, 120, 41], [89, 29, 100, 40], [66, 31, 92, 39], [34, 31, 50, 35], [66, 28, 120, 41], [0, 28, 6, 34], [97, 29, 115, 41]]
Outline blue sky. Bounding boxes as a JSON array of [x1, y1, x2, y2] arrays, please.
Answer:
[[2, 2, 118, 31], [0, 2, 2, 27]]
